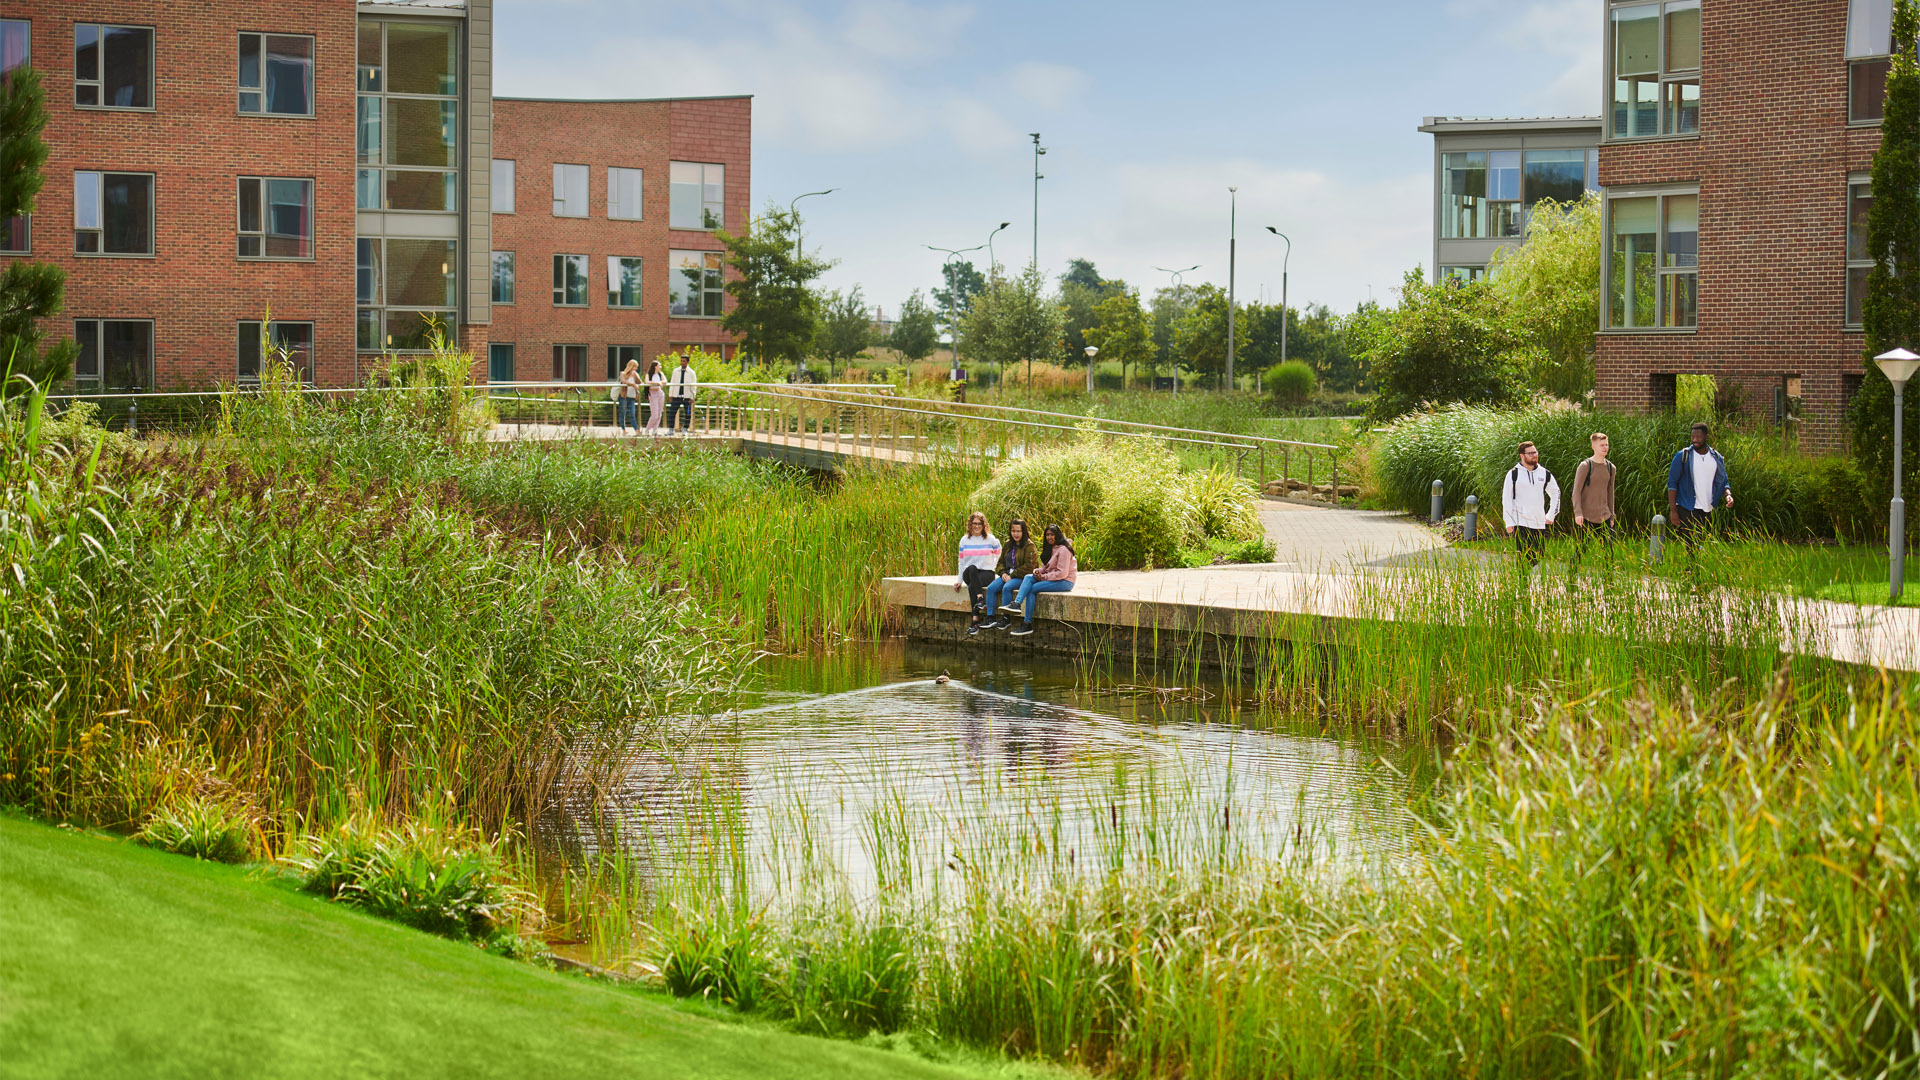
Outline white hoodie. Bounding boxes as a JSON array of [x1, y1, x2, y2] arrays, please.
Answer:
[[1502, 462, 1560, 530]]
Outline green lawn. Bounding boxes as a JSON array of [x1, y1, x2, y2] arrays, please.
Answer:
[[0, 814, 1041, 1080]]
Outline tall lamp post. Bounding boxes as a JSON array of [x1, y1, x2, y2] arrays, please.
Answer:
[[1265, 227, 1292, 374], [986, 221, 1011, 274], [787, 189, 836, 373], [929, 240, 989, 384], [1877, 347, 1920, 601], [1226, 187, 1238, 391], [1153, 264, 1199, 396], [1029, 133, 1046, 270]]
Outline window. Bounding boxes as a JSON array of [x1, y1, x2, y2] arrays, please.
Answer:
[[1488, 151, 1521, 238], [74, 172, 153, 255], [491, 159, 515, 213], [73, 319, 153, 391], [237, 177, 313, 259], [491, 251, 514, 304], [0, 214, 25, 255], [1, 19, 28, 84], [1606, 191, 1696, 329], [553, 253, 587, 306], [668, 250, 724, 317], [607, 345, 643, 380], [386, 238, 456, 306], [1438, 265, 1486, 285], [489, 343, 514, 383], [669, 162, 725, 229], [357, 238, 381, 304], [1440, 152, 1487, 239], [75, 24, 152, 109], [608, 256, 642, 307], [609, 167, 643, 220], [1849, 0, 1893, 123], [1443, 149, 1597, 240], [1609, 1, 1699, 139], [237, 320, 314, 384], [551, 344, 586, 382], [553, 163, 588, 217], [238, 33, 313, 116], [1523, 150, 1591, 209], [1849, 177, 1873, 326]]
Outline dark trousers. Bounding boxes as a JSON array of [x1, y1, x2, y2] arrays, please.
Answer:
[[961, 565, 995, 616], [1514, 526, 1547, 566], [1671, 505, 1711, 549], [664, 397, 692, 431]]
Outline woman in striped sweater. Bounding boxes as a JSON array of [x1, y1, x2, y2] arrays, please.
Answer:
[[953, 511, 1001, 633]]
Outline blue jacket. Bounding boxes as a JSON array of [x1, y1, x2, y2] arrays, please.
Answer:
[[1666, 446, 1732, 510]]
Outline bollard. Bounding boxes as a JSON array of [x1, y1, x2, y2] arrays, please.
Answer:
[[127, 400, 138, 439], [1430, 479, 1444, 524], [1649, 514, 1666, 565], [1463, 495, 1478, 541]]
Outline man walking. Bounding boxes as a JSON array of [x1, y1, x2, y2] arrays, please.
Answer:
[[664, 353, 699, 433], [1571, 431, 1618, 554], [1665, 422, 1733, 549], [1502, 440, 1559, 568]]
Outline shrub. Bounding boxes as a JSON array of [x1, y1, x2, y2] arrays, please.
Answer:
[[1265, 361, 1316, 406], [289, 818, 525, 942], [969, 437, 1151, 543], [1087, 488, 1185, 569], [134, 796, 256, 864], [1180, 468, 1264, 543]]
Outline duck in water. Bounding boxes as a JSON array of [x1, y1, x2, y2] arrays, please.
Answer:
[[934, 671, 951, 685]]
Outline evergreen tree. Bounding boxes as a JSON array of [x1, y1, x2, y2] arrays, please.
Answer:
[[1854, 0, 1920, 524], [715, 205, 832, 368], [0, 67, 76, 395]]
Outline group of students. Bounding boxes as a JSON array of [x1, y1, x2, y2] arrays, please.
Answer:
[[1500, 422, 1735, 565], [613, 354, 703, 434], [952, 514, 1078, 637]]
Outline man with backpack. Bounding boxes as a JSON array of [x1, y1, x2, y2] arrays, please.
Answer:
[[1571, 431, 1618, 552], [1665, 421, 1734, 550], [1502, 440, 1560, 568]]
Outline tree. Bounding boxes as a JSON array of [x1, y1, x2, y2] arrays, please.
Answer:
[[715, 204, 832, 369], [1082, 290, 1152, 387], [812, 285, 871, 377], [1291, 304, 1366, 392], [887, 289, 939, 362], [1489, 193, 1602, 400], [931, 260, 986, 332], [0, 67, 76, 396], [1056, 259, 1127, 366], [1148, 284, 1196, 387], [1854, 0, 1920, 518], [1172, 284, 1231, 385], [1352, 269, 1534, 421], [961, 263, 1064, 388]]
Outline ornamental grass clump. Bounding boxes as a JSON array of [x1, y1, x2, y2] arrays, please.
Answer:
[[290, 817, 531, 942], [133, 795, 257, 864]]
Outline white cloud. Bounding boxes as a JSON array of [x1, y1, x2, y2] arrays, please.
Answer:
[[942, 96, 1016, 155], [1003, 61, 1091, 110], [1447, 0, 1601, 116], [842, 0, 974, 59]]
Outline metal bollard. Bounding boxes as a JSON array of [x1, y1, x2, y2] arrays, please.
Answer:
[[127, 400, 138, 438], [1430, 479, 1444, 524], [1463, 495, 1478, 541], [1649, 514, 1666, 565]]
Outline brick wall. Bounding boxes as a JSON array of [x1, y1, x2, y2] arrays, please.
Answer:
[[488, 95, 750, 382], [8, 1, 358, 388], [1595, 0, 1878, 450]]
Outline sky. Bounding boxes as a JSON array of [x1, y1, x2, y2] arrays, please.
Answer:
[[493, 0, 1601, 318]]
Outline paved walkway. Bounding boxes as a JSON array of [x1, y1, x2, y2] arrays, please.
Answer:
[[1256, 500, 1446, 571]]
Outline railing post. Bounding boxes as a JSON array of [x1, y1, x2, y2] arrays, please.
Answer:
[[127, 400, 138, 438], [1430, 479, 1445, 524], [1650, 514, 1666, 565], [1464, 495, 1478, 541], [1259, 444, 1267, 490]]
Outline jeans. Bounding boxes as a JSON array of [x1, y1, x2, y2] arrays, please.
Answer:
[[1513, 526, 1546, 566], [664, 397, 692, 431], [616, 397, 637, 430], [984, 575, 1019, 615], [1014, 574, 1073, 622], [1671, 505, 1712, 550]]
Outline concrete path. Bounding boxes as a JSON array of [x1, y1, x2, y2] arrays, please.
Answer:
[[1256, 500, 1446, 572]]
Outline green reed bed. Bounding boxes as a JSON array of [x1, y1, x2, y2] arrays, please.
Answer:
[[609, 682, 1920, 1078]]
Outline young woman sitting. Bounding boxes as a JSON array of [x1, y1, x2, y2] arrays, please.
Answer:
[[952, 511, 1001, 633], [1005, 524, 1076, 637], [978, 519, 1035, 630]]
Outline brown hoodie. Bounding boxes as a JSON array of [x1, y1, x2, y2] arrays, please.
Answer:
[[1571, 456, 1617, 524]]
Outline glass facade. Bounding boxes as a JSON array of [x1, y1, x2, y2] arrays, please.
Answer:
[[1442, 148, 1598, 239], [1606, 192, 1696, 329], [1610, 1, 1700, 139]]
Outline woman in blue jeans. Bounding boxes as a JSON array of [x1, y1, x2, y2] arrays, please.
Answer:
[[1007, 525, 1076, 637]]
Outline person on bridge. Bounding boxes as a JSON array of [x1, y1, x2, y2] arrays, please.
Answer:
[[616, 358, 642, 432], [664, 354, 699, 433], [953, 511, 1001, 634], [1008, 525, 1076, 637], [978, 519, 1036, 630], [643, 358, 667, 433], [1502, 440, 1560, 569]]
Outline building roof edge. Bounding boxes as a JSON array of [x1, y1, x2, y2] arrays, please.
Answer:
[[494, 94, 755, 104]]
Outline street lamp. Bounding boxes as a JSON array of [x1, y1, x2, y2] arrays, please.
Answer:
[[1226, 187, 1238, 391], [1265, 227, 1292, 376], [1030, 134, 1046, 270], [1877, 346, 1920, 601], [986, 221, 1011, 274], [929, 240, 990, 384], [1084, 345, 1098, 395], [789, 188, 837, 262], [1153, 265, 1199, 396]]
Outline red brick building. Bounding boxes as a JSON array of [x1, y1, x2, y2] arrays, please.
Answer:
[[0, 0, 750, 392], [1594, 0, 1891, 448], [486, 95, 751, 384]]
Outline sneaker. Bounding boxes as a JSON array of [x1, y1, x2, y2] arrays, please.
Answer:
[[978, 618, 1002, 631], [998, 605, 1023, 617], [967, 622, 982, 636], [1009, 623, 1034, 637]]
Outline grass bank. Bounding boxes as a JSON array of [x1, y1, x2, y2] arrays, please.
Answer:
[[0, 813, 1048, 1080]]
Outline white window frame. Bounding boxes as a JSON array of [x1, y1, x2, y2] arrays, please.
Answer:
[[552, 253, 588, 307], [236, 176, 315, 261], [237, 319, 315, 385], [608, 166, 643, 220], [607, 256, 642, 308], [491, 159, 515, 213], [552, 163, 588, 218], [237, 32, 315, 118], [74, 170, 155, 257], [74, 23, 154, 111]]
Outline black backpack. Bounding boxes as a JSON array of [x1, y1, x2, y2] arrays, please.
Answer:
[[1510, 465, 1554, 512]]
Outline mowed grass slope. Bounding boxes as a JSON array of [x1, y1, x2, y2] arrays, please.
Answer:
[[0, 814, 1008, 1080]]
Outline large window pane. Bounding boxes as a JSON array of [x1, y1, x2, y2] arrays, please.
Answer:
[[1610, 197, 1658, 328], [386, 169, 456, 212], [265, 178, 311, 257], [491, 159, 515, 213], [99, 26, 152, 108], [1664, 79, 1700, 135], [552, 254, 587, 306], [669, 250, 723, 317], [385, 310, 451, 351], [1612, 5, 1660, 138], [1488, 151, 1521, 237], [358, 22, 382, 92], [553, 164, 588, 217], [102, 320, 153, 390], [357, 238, 382, 304], [608, 256, 641, 307], [1523, 150, 1588, 207], [1853, 58, 1891, 123], [0, 20, 29, 83], [1663, 194, 1698, 269], [609, 167, 643, 220], [388, 98, 456, 168], [102, 174, 152, 254], [1440, 152, 1486, 239], [670, 162, 723, 229], [1665, 2, 1700, 70], [357, 97, 382, 164], [492, 251, 515, 304], [265, 35, 313, 116], [385, 23, 455, 96], [1848, 0, 1894, 57], [489, 343, 514, 383], [238, 321, 314, 383], [386, 239, 457, 307]]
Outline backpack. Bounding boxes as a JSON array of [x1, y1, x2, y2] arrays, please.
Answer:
[[1579, 458, 1614, 493], [1510, 465, 1554, 512]]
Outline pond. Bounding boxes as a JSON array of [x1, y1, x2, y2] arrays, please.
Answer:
[[541, 640, 1425, 906]]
